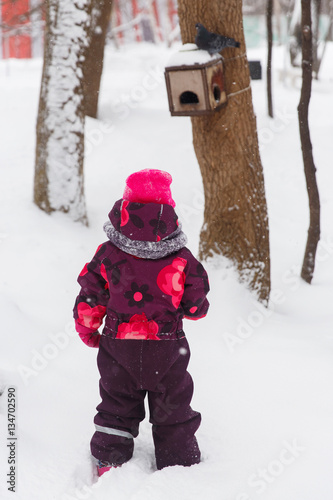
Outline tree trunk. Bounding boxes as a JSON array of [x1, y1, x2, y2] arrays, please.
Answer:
[[298, 0, 320, 283], [314, 0, 333, 77], [177, 0, 271, 304], [34, 0, 91, 225], [267, 0, 274, 118], [311, 0, 322, 78], [82, 0, 113, 118], [289, 0, 302, 67], [274, 0, 281, 44]]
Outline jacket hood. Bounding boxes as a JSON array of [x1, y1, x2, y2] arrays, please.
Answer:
[[103, 199, 187, 259]]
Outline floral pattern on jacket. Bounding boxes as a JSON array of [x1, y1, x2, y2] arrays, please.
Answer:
[[73, 200, 209, 345]]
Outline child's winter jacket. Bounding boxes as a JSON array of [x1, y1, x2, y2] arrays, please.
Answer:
[[73, 199, 209, 345]]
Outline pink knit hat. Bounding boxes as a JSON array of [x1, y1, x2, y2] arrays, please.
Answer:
[[123, 169, 176, 207]]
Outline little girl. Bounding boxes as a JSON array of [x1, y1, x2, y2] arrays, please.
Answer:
[[73, 169, 209, 475]]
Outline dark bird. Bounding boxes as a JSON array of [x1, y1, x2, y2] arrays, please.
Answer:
[[195, 23, 240, 55]]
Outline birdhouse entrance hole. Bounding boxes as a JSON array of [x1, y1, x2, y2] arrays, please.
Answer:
[[213, 85, 221, 103], [180, 91, 199, 105]]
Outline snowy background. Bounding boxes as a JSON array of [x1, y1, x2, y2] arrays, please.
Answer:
[[1, 41, 333, 500]]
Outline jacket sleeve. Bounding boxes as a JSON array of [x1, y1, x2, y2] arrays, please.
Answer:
[[73, 243, 109, 347], [181, 253, 210, 320]]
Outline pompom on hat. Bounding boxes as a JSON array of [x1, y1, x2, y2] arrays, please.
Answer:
[[123, 169, 176, 207]]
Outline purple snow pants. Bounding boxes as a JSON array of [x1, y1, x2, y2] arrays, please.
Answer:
[[90, 336, 201, 470]]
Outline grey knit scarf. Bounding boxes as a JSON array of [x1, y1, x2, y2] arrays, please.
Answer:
[[103, 221, 188, 260]]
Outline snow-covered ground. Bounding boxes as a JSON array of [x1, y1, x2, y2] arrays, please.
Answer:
[[0, 41, 333, 500]]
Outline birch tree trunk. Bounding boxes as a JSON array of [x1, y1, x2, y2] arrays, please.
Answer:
[[298, 0, 320, 283], [34, 0, 92, 225], [178, 0, 271, 304], [83, 0, 113, 118]]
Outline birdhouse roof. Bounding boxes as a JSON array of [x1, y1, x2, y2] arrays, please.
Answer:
[[166, 43, 222, 68]]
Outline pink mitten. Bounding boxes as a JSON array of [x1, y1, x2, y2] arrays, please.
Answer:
[[78, 332, 101, 348], [75, 319, 101, 348]]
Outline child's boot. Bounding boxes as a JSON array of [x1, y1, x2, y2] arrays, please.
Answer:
[[97, 460, 121, 476]]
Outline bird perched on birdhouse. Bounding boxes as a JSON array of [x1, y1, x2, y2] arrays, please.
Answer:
[[195, 23, 240, 55]]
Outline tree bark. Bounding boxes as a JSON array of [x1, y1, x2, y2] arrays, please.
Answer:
[[289, 0, 302, 67], [314, 0, 333, 77], [311, 0, 322, 78], [177, 0, 271, 304], [266, 0, 274, 118], [34, 0, 91, 225], [298, 0, 320, 283], [82, 0, 113, 118]]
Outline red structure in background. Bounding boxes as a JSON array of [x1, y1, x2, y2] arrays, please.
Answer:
[[152, 0, 163, 41], [113, 0, 124, 42], [1, 0, 31, 58], [167, 0, 178, 30], [112, 0, 177, 45], [131, 0, 142, 42], [0, 0, 179, 59]]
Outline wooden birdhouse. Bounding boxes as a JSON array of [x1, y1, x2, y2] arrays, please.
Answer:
[[164, 44, 227, 117]]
